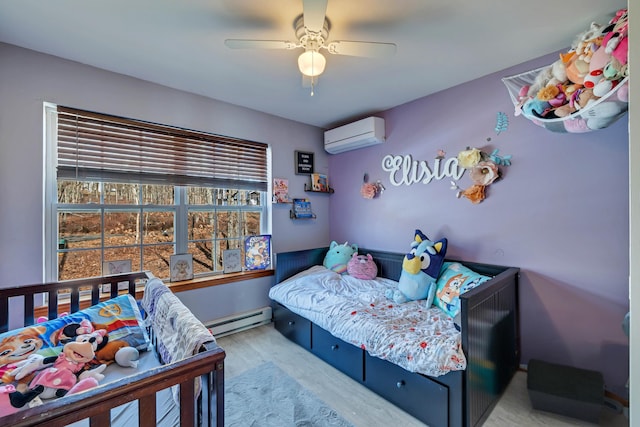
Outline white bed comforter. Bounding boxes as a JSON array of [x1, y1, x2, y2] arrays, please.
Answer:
[[269, 266, 466, 377]]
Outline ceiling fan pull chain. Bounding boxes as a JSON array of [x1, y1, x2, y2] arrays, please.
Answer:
[[310, 53, 316, 96]]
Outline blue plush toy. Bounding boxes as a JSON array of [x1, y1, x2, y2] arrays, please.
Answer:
[[522, 97, 551, 118], [386, 229, 447, 305], [323, 241, 358, 274]]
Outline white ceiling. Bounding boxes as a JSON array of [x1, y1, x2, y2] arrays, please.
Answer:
[[0, 0, 628, 129]]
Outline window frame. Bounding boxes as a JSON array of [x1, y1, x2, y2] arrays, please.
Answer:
[[44, 103, 272, 282]]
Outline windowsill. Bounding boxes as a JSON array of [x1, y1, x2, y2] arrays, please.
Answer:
[[165, 269, 274, 292], [34, 269, 274, 319]]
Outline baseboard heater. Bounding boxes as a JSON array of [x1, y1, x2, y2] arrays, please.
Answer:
[[205, 306, 272, 338]]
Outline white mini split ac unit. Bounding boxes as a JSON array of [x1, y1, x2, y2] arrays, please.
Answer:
[[324, 116, 385, 154]]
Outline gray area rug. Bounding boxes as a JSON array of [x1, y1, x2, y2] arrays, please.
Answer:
[[225, 362, 354, 427]]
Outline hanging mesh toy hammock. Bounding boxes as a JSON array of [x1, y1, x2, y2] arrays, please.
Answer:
[[502, 8, 628, 133], [502, 69, 628, 134]]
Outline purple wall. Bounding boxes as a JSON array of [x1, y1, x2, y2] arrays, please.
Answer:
[[328, 53, 630, 394]]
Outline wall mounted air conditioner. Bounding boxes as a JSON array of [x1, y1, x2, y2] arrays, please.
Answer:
[[324, 116, 385, 154]]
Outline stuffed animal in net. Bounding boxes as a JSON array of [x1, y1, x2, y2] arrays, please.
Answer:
[[347, 253, 378, 280], [7, 340, 106, 409], [386, 229, 447, 305], [323, 241, 358, 274]]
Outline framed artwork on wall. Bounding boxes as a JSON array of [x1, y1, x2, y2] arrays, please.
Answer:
[[295, 150, 314, 175]]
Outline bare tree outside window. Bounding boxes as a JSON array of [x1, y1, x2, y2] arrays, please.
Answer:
[[56, 182, 263, 281], [47, 105, 269, 282]]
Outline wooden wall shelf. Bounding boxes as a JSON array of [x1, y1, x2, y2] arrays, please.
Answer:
[[304, 184, 334, 194]]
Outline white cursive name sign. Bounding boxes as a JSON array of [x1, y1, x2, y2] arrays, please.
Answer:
[[381, 154, 465, 186]]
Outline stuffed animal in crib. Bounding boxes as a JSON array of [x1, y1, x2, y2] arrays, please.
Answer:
[[347, 253, 378, 280], [52, 319, 139, 369], [386, 229, 447, 305], [94, 339, 139, 368], [7, 340, 106, 408], [0, 384, 31, 416], [323, 241, 358, 274], [50, 319, 97, 346]]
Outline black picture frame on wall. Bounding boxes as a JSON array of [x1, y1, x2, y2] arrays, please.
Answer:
[[295, 150, 314, 175]]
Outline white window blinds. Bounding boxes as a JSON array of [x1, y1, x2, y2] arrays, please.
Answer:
[[56, 106, 268, 191]]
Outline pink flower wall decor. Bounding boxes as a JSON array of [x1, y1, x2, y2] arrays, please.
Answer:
[[451, 148, 512, 204]]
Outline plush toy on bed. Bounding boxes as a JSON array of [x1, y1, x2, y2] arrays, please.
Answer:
[[347, 253, 378, 279], [385, 229, 447, 305], [323, 241, 358, 274]]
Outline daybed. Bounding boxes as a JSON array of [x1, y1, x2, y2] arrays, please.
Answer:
[[270, 247, 520, 427], [0, 271, 225, 427]]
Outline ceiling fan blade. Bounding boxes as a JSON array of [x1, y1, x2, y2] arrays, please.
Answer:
[[224, 39, 297, 50], [303, 0, 328, 33], [326, 41, 397, 58]]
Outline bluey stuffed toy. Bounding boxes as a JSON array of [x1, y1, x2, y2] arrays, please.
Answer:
[[386, 229, 447, 305]]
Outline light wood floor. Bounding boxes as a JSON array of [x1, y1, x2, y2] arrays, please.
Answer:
[[217, 324, 628, 427]]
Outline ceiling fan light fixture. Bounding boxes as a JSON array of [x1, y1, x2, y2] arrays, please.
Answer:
[[298, 50, 326, 77]]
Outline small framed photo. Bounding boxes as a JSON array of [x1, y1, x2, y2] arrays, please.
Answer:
[[170, 253, 194, 282], [295, 150, 314, 175], [223, 249, 242, 273], [102, 259, 132, 292]]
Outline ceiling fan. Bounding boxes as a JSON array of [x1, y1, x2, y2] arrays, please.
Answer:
[[224, 0, 397, 95]]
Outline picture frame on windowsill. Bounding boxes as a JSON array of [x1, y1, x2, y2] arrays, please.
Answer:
[[223, 249, 242, 273], [170, 253, 194, 282], [102, 259, 132, 292]]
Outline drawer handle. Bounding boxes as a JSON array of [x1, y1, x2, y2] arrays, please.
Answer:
[[396, 380, 405, 389], [331, 344, 339, 351], [288, 321, 295, 326]]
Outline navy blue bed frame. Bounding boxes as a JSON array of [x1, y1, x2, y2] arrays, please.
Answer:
[[272, 247, 520, 427]]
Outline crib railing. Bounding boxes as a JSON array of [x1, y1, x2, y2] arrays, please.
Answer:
[[0, 271, 150, 332]]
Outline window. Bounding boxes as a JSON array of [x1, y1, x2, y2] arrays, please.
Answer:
[[45, 104, 270, 282]]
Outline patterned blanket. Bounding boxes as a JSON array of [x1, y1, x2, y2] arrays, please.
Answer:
[[141, 278, 215, 364], [269, 266, 466, 377], [141, 277, 216, 402]]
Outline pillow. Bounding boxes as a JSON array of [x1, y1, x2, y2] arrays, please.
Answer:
[[433, 262, 492, 317], [347, 253, 377, 279]]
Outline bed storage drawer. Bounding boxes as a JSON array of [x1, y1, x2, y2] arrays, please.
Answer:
[[364, 353, 448, 427], [311, 324, 364, 382], [273, 303, 311, 349]]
